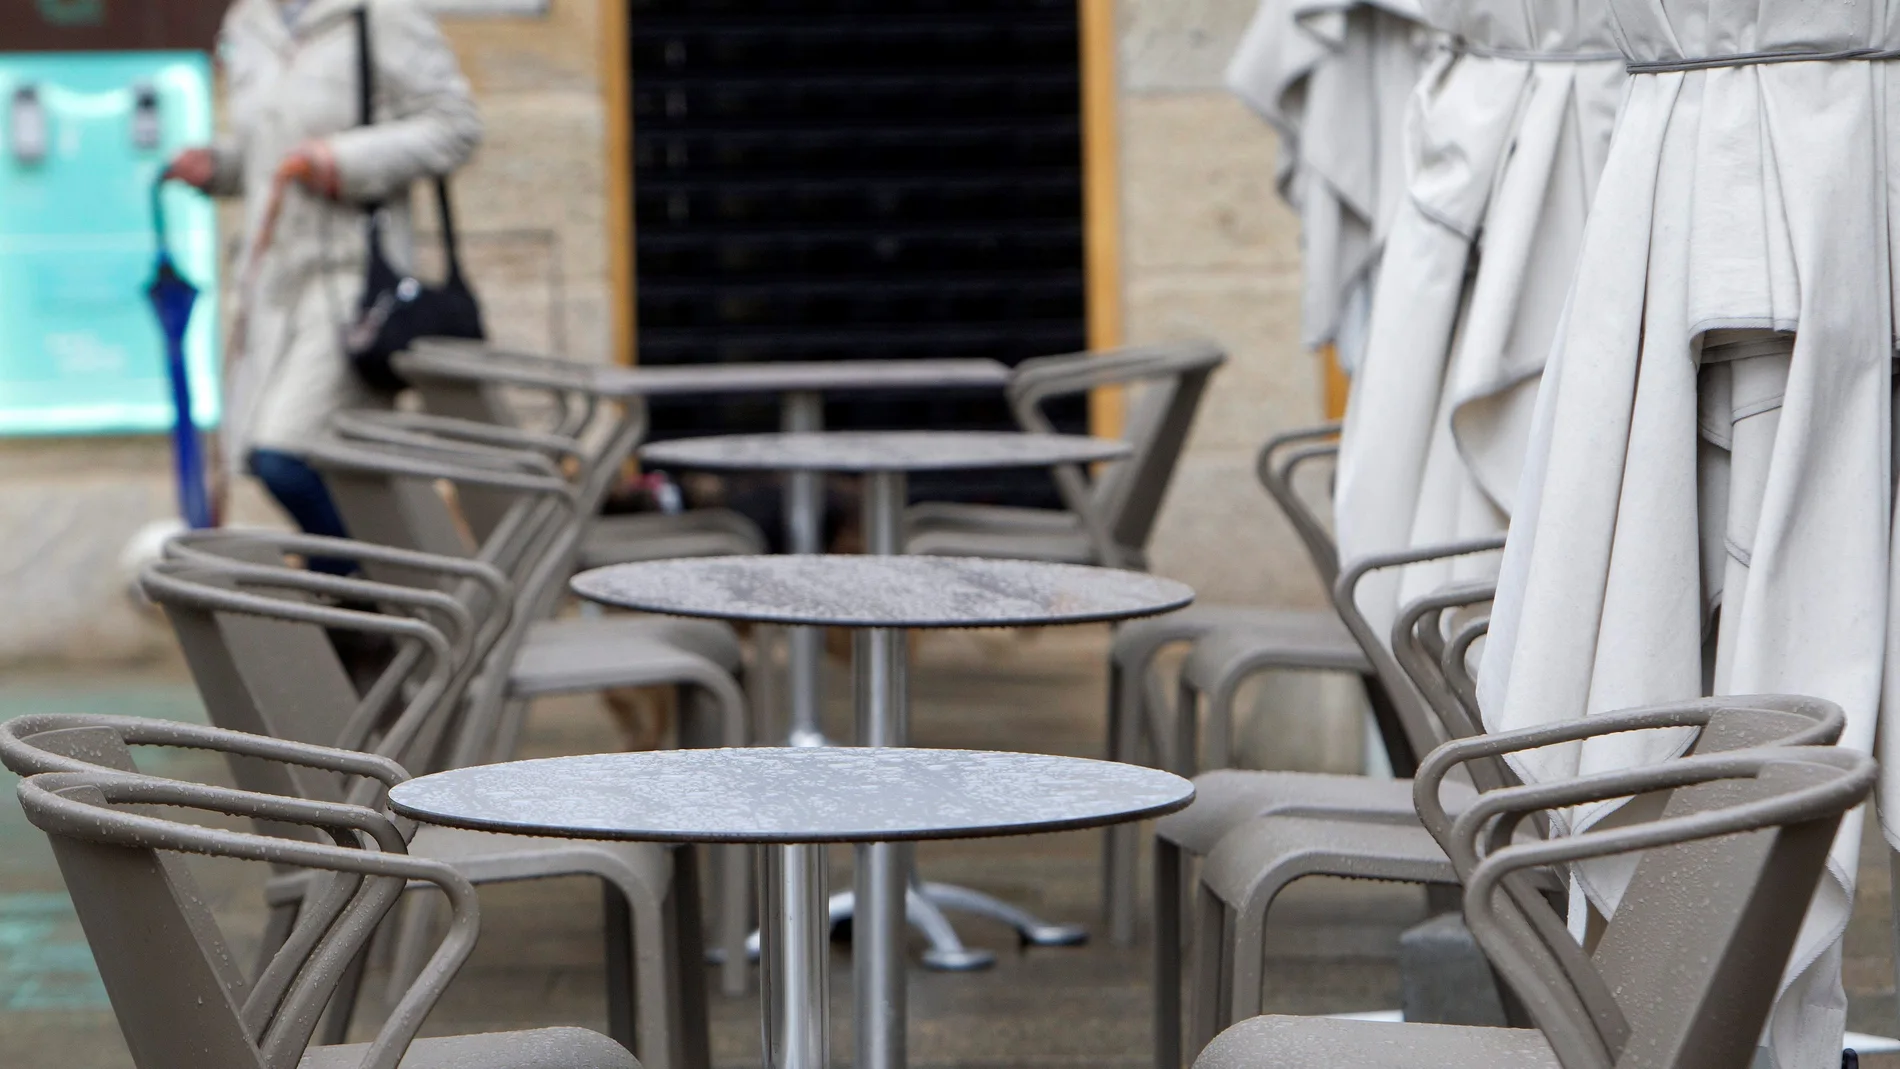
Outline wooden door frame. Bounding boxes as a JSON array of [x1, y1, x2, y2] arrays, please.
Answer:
[[1078, 0, 1124, 438], [601, 0, 635, 365]]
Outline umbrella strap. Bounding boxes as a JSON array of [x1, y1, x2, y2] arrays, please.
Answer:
[[1629, 47, 1900, 74], [1445, 40, 1623, 63], [224, 171, 293, 382]]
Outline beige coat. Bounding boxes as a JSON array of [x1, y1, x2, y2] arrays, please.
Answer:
[[209, 0, 480, 471]]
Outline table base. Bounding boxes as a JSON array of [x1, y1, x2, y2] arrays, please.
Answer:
[[740, 882, 1090, 969], [759, 843, 829, 1069]]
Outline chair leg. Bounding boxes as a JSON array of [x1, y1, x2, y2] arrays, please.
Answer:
[[1104, 657, 1142, 945], [316, 941, 370, 1045], [1173, 675, 1201, 779], [630, 880, 678, 1069], [1205, 679, 1242, 773], [717, 842, 751, 996], [1890, 850, 1900, 1043], [385, 891, 441, 1009], [604, 881, 637, 1054], [699, 677, 754, 997], [1153, 837, 1183, 1069], [1225, 879, 1274, 1033], [668, 845, 713, 1069], [747, 627, 781, 744], [255, 900, 298, 978], [1186, 880, 1228, 1061]]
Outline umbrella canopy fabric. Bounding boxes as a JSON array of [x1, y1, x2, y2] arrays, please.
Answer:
[[1226, 0, 1437, 374], [1332, 0, 1625, 636], [1476, 4, 1900, 1064], [147, 177, 212, 529]]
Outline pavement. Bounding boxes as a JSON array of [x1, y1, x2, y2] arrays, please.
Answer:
[[0, 627, 1896, 1068]]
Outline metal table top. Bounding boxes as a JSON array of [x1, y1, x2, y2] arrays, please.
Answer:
[[640, 430, 1129, 473], [397, 346, 1010, 397], [570, 554, 1194, 629], [388, 747, 1196, 844]]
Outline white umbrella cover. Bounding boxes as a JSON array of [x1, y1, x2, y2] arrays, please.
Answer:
[[1333, 0, 1625, 636], [1226, 0, 1437, 374], [1476, 4, 1900, 1064]]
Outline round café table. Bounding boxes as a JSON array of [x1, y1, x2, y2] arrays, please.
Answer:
[[640, 430, 1132, 750], [390, 748, 1193, 1069], [398, 341, 1010, 571], [570, 555, 1192, 1069]]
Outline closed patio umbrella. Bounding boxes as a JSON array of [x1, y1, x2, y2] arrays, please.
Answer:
[[1476, 4, 1900, 1064], [1226, 0, 1436, 375], [1332, 0, 1624, 635]]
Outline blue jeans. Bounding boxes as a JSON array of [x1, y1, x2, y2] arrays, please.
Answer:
[[248, 448, 354, 575]]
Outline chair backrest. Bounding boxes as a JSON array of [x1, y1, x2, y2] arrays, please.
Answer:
[[1408, 696, 1846, 1067], [140, 560, 466, 790], [330, 403, 649, 552], [299, 438, 588, 764], [303, 436, 576, 605], [1386, 580, 1507, 792], [1452, 742, 1871, 1069], [399, 338, 606, 441], [1326, 537, 1508, 775], [1253, 423, 1344, 587], [1007, 341, 1224, 565], [1440, 610, 1488, 721], [14, 762, 476, 1069]]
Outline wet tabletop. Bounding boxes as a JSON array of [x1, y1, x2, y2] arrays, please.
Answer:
[[571, 555, 1194, 628], [396, 346, 1009, 397], [388, 747, 1196, 843], [640, 430, 1130, 473]]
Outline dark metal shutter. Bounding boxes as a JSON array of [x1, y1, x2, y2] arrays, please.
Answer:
[[628, 0, 1090, 506]]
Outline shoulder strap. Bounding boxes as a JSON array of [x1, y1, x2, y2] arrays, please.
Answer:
[[433, 177, 466, 283], [353, 6, 373, 128]]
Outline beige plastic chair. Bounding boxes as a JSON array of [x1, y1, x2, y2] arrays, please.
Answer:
[[1177, 695, 1849, 1065], [12, 755, 639, 1069], [1100, 425, 1387, 942], [23, 562, 710, 1069], [1145, 542, 1509, 1066], [903, 340, 1225, 569], [210, 428, 759, 993], [294, 436, 749, 768], [154, 522, 749, 994], [1192, 738, 1874, 1069], [387, 340, 766, 567]]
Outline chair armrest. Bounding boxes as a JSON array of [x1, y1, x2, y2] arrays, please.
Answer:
[[165, 530, 513, 624], [0, 713, 410, 788], [336, 410, 583, 458], [302, 437, 579, 504], [1411, 695, 1846, 856], [17, 772, 480, 1069]]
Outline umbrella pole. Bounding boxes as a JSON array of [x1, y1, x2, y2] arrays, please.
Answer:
[[163, 337, 211, 528]]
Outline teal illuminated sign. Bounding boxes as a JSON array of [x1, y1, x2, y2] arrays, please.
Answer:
[[0, 51, 218, 435]]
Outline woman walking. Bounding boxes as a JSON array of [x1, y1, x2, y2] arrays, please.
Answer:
[[167, 0, 480, 543]]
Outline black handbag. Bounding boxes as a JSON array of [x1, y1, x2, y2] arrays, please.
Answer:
[[341, 5, 484, 393]]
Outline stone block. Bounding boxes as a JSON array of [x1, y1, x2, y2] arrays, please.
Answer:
[[1232, 667, 1368, 774], [1399, 912, 1512, 1026], [440, 0, 600, 95], [1125, 273, 1319, 453], [1120, 0, 1264, 94], [1144, 448, 1330, 611], [1121, 93, 1298, 273]]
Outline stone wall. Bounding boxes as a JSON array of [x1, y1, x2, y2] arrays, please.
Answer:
[[0, 0, 1331, 665], [0, 0, 611, 665], [1118, 0, 1330, 612]]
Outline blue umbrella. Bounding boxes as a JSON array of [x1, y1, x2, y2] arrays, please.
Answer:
[[146, 174, 212, 528]]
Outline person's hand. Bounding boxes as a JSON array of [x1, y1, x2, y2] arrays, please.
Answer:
[[275, 140, 340, 199], [164, 147, 217, 190]]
